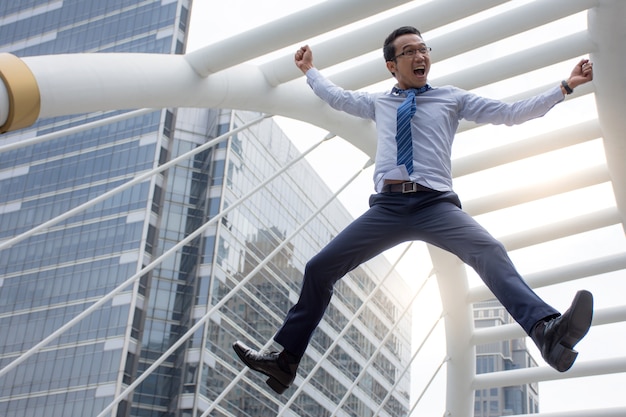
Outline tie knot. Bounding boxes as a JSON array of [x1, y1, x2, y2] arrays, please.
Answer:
[[393, 84, 431, 97]]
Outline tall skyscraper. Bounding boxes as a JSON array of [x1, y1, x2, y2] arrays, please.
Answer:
[[0, 2, 412, 416], [473, 300, 539, 416]]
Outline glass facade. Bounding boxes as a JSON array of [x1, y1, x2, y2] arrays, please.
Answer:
[[0, 2, 412, 417], [473, 300, 539, 416]]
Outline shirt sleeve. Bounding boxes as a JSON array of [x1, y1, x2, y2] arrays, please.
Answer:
[[306, 68, 376, 120], [457, 85, 565, 126]]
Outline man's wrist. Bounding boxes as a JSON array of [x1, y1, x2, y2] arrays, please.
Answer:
[[561, 80, 574, 95]]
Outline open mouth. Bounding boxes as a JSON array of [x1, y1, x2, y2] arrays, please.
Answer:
[[414, 67, 425, 76]]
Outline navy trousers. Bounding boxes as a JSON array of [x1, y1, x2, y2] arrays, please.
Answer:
[[274, 190, 559, 358]]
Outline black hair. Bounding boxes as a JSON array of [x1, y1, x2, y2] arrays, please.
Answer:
[[383, 26, 422, 62]]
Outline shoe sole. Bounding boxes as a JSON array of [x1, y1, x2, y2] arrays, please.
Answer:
[[550, 290, 593, 372], [232, 343, 290, 394]]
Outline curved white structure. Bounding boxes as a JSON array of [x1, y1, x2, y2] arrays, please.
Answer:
[[1, 0, 625, 416]]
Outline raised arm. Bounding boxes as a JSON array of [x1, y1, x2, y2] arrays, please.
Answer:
[[294, 44, 375, 120]]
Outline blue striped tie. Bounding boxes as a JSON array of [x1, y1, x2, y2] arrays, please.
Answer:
[[395, 85, 431, 174]]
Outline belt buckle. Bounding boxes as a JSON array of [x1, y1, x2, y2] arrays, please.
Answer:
[[401, 182, 418, 193]]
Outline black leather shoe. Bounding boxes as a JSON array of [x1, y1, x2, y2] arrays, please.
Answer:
[[531, 290, 593, 372], [232, 341, 298, 394]]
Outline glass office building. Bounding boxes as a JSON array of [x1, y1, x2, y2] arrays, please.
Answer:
[[0, 1, 412, 416], [473, 300, 539, 416]]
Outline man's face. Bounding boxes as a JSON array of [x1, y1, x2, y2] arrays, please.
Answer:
[[386, 33, 431, 90]]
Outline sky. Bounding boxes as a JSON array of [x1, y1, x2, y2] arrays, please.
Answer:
[[186, 0, 626, 415]]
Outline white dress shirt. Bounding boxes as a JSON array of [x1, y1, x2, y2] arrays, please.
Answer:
[[306, 68, 565, 192]]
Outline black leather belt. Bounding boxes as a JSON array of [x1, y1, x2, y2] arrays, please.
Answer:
[[381, 182, 433, 193]]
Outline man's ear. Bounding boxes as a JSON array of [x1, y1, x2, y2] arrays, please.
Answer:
[[386, 60, 397, 78]]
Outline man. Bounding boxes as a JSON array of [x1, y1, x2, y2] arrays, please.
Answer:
[[233, 26, 595, 394]]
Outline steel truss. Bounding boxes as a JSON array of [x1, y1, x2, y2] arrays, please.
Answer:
[[1, 0, 624, 416]]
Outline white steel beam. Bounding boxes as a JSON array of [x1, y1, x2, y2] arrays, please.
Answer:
[[185, 0, 414, 77], [463, 164, 610, 216], [588, 0, 626, 232], [433, 31, 594, 91], [517, 407, 626, 417], [452, 120, 602, 178], [14, 52, 383, 154], [472, 304, 626, 345], [1, 2, 624, 417], [472, 356, 626, 390], [0, 6, 599, 159], [499, 207, 621, 252], [260, 0, 510, 86], [468, 252, 626, 304], [423, 0, 598, 62], [323, 0, 599, 91]]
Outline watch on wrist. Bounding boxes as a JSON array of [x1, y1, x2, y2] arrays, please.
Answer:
[[561, 80, 573, 95]]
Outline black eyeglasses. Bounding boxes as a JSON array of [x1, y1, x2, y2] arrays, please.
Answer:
[[393, 46, 432, 60]]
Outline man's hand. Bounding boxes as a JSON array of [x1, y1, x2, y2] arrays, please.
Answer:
[[295, 45, 314, 74], [567, 58, 594, 89]]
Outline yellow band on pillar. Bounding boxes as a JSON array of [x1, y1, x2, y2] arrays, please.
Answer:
[[0, 53, 41, 133]]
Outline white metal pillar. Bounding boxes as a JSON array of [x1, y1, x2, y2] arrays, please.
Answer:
[[429, 246, 475, 417], [588, 0, 626, 232]]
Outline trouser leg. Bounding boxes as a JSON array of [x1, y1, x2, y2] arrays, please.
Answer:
[[274, 191, 558, 358], [274, 195, 411, 358], [418, 197, 559, 334]]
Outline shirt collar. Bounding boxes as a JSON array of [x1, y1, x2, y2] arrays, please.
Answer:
[[391, 84, 433, 96]]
